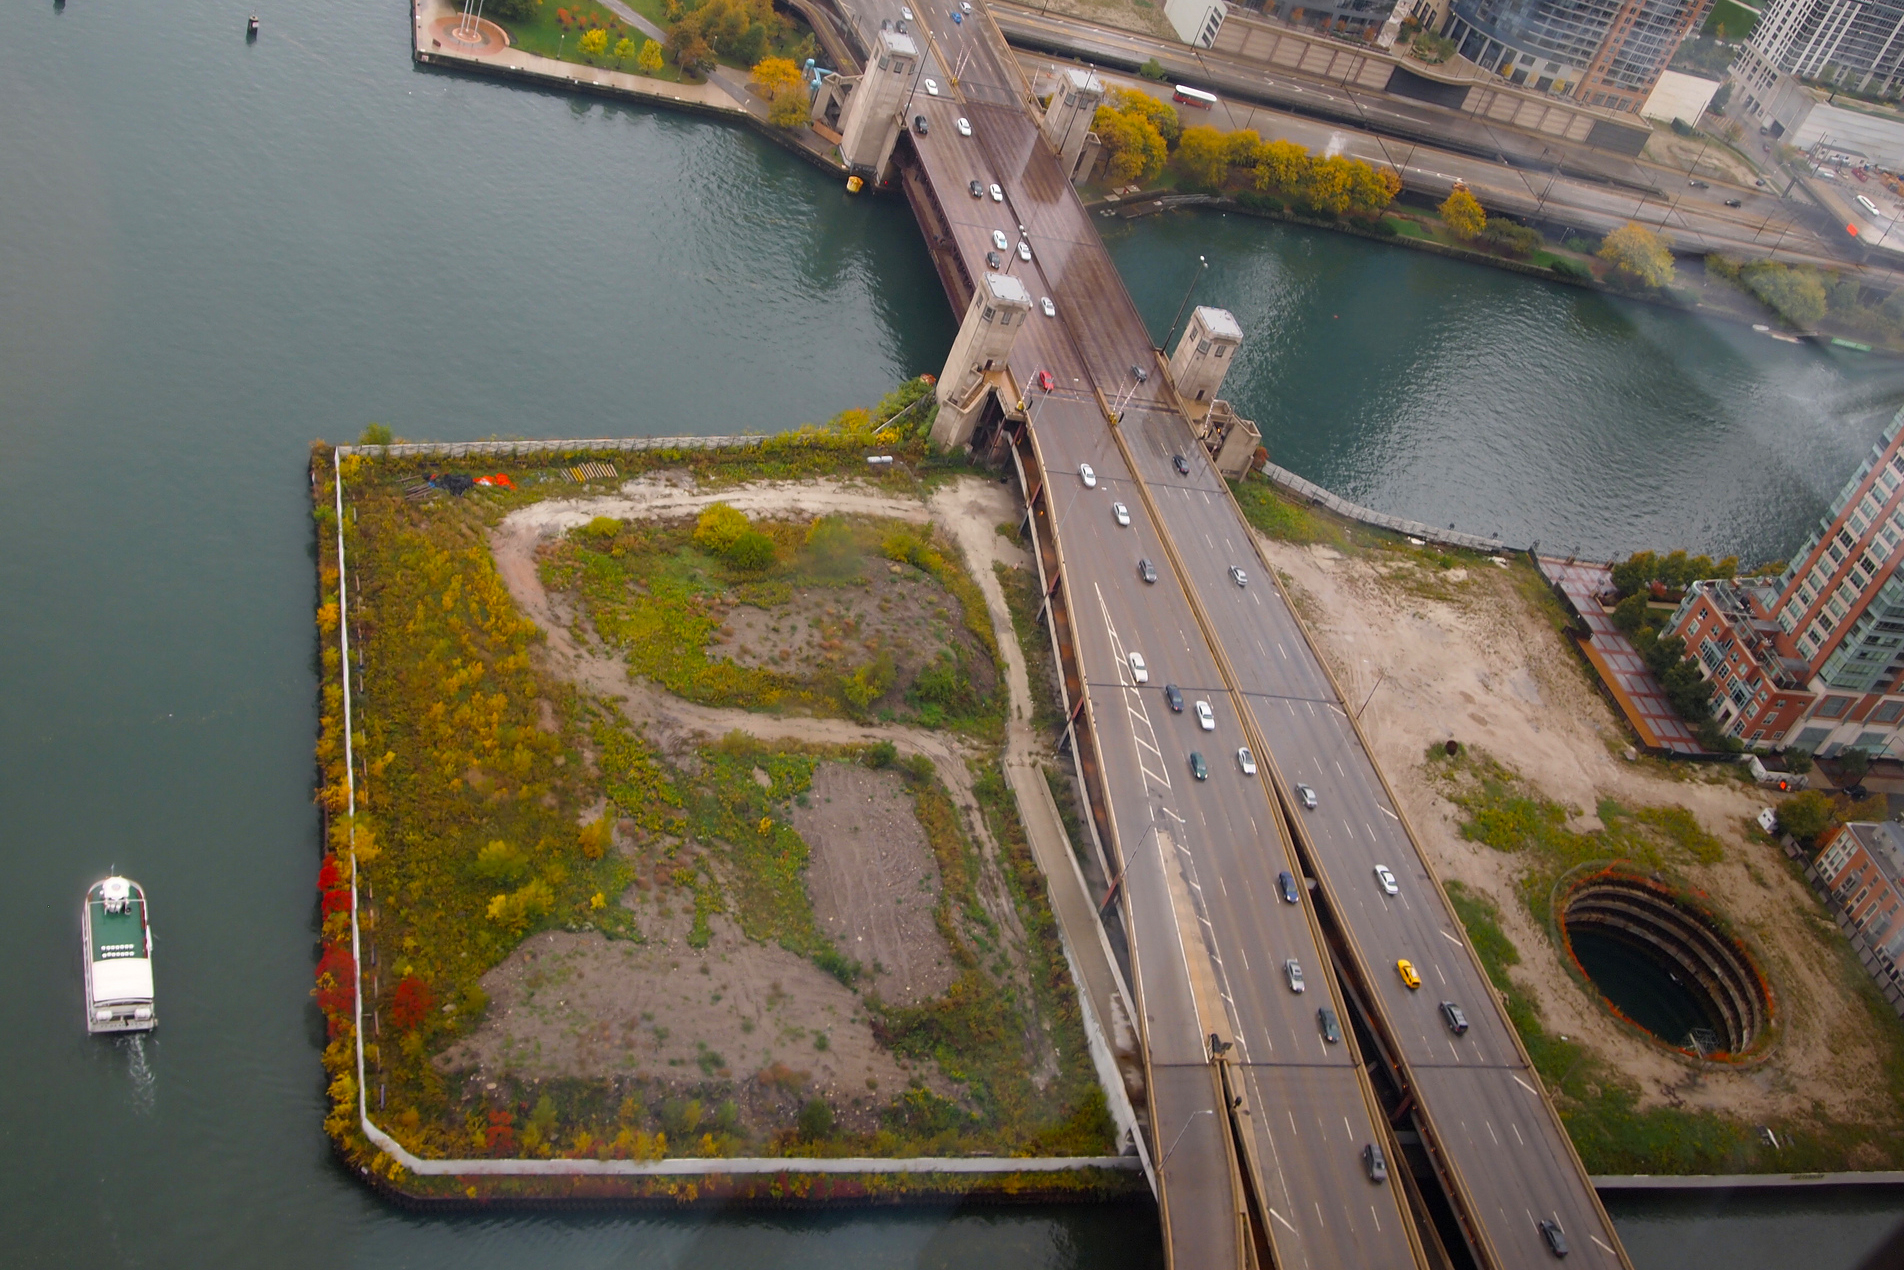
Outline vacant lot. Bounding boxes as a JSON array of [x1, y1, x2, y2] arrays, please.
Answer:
[[1251, 499, 1904, 1170]]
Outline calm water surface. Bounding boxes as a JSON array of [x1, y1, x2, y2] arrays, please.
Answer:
[[1, 0, 1901, 1265]]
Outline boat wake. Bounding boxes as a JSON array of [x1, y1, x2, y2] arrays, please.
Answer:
[[123, 1034, 155, 1114]]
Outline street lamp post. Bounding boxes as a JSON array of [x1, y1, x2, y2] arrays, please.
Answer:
[[1165, 255, 1208, 354], [1158, 1109, 1214, 1172], [1112, 364, 1148, 423]]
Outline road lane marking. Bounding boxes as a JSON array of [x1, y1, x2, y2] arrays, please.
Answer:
[[1434, 964, 1446, 985], [1511, 1122, 1524, 1146], [1486, 1120, 1499, 1145], [1267, 1206, 1298, 1234], [1379, 805, 1399, 820], [1591, 1234, 1618, 1255], [1440, 929, 1464, 946], [1161, 806, 1185, 823], [1277, 642, 1287, 659], [1511, 1074, 1538, 1095]]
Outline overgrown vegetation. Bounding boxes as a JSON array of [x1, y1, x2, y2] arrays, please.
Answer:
[[310, 396, 1111, 1188]]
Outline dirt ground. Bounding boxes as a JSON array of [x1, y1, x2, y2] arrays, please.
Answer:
[[433, 917, 933, 1137], [1641, 125, 1763, 189], [789, 763, 960, 1007], [1258, 534, 1898, 1127]]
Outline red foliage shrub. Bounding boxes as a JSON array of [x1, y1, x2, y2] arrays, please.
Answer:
[[485, 1109, 517, 1155], [321, 887, 352, 915], [390, 975, 434, 1031], [316, 855, 344, 892]]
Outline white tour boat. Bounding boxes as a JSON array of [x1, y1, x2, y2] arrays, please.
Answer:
[[84, 877, 155, 1033]]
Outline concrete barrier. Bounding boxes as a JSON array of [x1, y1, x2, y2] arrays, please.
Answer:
[[1257, 460, 1521, 553]]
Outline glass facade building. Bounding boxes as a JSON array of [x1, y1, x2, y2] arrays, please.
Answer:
[[1441, 0, 1712, 111]]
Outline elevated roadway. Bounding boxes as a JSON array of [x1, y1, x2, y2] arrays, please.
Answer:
[[827, 0, 1638, 1265]]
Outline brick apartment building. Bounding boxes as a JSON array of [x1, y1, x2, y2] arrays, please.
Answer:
[[1669, 406, 1904, 757], [1817, 820, 1904, 964]]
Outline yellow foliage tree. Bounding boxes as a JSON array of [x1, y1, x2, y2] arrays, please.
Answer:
[[636, 38, 664, 73], [1175, 124, 1230, 191], [1252, 138, 1311, 193], [752, 55, 802, 97], [1301, 155, 1359, 216], [1105, 87, 1181, 145], [577, 27, 608, 56], [1224, 129, 1262, 167], [1598, 221, 1676, 288], [1345, 162, 1402, 215], [1439, 185, 1486, 239], [1093, 106, 1167, 185]]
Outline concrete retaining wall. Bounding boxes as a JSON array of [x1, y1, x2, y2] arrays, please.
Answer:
[[1258, 460, 1521, 553]]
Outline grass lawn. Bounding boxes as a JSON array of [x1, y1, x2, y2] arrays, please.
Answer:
[[496, 5, 689, 82], [1704, 0, 1760, 39]]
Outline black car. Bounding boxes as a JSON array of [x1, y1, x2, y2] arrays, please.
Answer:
[[1538, 1219, 1569, 1257], [968, 179, 984, 198], [1724, 197, 1742, 207], [1164, 683, 1184, 712], [1317, 1006, 1341, 1044], [1363, 1142, 1388, 1183], [985, 251, 1002, 269], [1689, 178, 1709, 188], [913, 115, 928, 135], [1137, 558, 1158, 584], [1278, 870, 1299, 904], [1172, 453, 1190, 475], [1440, 1001, 1469, 1034]]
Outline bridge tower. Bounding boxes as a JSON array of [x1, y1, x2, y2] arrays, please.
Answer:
[[1040, 67, 1103, 181], [931, 271, 1032, 450], [1168, 305, 1243, 405], [837, 29, 919, 181], [1168, 305, 1260, 478]]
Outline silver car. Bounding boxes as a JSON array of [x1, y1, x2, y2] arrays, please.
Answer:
[[1237, 746, 1257, 775], [1112, 501, 1130, 526], [1375, 864, 1399, 896], [1295, 782, 1317, 809], [1041, 295, 1056, 317], [1284, 958, 1305, 993], [1195, 700, 1215, 731]]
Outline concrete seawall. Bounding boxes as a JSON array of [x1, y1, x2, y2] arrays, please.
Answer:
[[1257, 459, 1521, 554]]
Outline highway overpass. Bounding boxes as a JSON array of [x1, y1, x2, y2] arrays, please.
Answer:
[[820, 0, 1638, 1265]]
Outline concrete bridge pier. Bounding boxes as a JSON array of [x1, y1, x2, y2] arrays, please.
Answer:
[[931, 271, 1032, 450]]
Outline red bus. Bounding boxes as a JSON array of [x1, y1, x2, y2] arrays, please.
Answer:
[[1172, 85, 1217, 109]]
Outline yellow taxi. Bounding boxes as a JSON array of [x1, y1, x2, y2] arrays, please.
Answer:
[[1396, 958, 1421, 990]]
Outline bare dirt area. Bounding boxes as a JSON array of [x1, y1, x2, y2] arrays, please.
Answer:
[[434, 920, 935, 1139], [1258, 534, 1900, 1131], [789, 763, 960, 1007]]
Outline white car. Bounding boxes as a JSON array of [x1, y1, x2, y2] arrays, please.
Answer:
[[956, 116, 971, 137], [1112, 501, 1130, 526], [1041, 295, 1056, 317], [1079, 462, 1096, 488], [923, 78, 939, 95], [1295, 782, 1317, 809], [992, 229, 1009, 250], [989, 183, 1003, 202], [1229, 565, 1248, 587], [1375, 865, 1399, 896], [1195, 700, 1215, 731], [1237, 746, 1257, 775], [1128, 651, 1149, 683], [902, 4, 914, 16], [1284, 958, 1304, 993], [960, 0, 972, 9], [1017, 240, 1032, 261]]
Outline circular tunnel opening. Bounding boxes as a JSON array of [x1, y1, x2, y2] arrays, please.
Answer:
[[1558, 871, 1773, 1059]]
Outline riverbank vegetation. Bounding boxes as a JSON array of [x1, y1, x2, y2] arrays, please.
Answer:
[[311, 391, 1112, 1190], [488, 0, 814, 81]]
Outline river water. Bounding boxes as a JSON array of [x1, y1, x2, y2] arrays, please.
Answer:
[[2, 0, 1901, 1266]]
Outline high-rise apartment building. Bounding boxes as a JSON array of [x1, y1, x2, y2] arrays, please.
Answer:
[[1734, 0, 1904, 100], [1670, 407, 1904, 756], [1440, 0, 1712, 111]]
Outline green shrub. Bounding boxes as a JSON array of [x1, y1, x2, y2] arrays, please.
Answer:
[[798, 1097, 835, 1140], [358, 423, 394, 447], [1550, 258, 1590, 280], [724, 529, 777, 571]]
